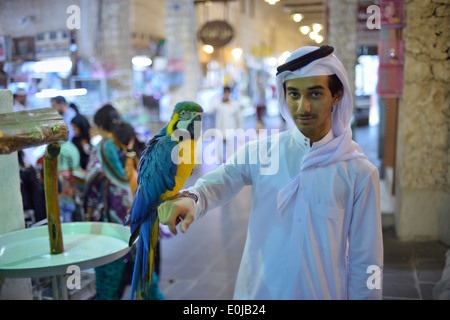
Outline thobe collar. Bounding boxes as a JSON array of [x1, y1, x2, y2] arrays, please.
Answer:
[[292, 128, 334, 150]]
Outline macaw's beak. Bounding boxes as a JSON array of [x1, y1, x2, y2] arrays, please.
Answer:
[[187, 114, 203, 140]]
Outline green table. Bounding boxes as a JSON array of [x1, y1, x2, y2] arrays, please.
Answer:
[[0, 222, 131, 299]]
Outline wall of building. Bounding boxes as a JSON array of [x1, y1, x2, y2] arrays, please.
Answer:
[[396, 0, 450, 243], [131, 0, 166, 40], [327, 0, 358, 95], [0, 0, 80, 37]]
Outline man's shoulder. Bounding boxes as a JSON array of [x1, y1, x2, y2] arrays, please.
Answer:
[[346, 157, 379, 180]]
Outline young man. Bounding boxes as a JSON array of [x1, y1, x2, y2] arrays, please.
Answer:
[[158, 46, 383, 299]]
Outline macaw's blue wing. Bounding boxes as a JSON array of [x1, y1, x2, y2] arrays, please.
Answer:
[[126, 130, 179, 299], [127, 132, 178, 244]]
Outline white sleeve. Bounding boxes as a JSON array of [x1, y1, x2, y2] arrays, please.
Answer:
[[347, 167, 383, 300], [187, 146, 253, 219]]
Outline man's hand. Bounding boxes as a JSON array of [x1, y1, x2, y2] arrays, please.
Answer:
[[158, 197, 195, 235]]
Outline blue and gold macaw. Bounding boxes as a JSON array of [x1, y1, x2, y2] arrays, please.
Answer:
[[125, 101, 203, 300]]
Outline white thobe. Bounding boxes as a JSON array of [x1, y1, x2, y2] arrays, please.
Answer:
[[209, 98, 243, 141], [188, 128, 383, 300]]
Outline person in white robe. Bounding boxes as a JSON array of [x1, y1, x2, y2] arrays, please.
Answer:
[[209, 86, 244, 163], [158, 45, 383, 300]]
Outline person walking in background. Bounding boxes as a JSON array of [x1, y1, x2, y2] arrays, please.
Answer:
[[71, 113, 92, 170], [84, 103, 133, 299], [50, 96, 77, 141], [13, 88, 28, 112], [84, 104, 164, 299], [209, 86, 244, 163], [253, 77, 267, 130]]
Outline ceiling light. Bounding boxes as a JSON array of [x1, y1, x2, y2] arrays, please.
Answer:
[[292, 13, 303, 22], [231, 48, 243, 60], [33, 58, 72, 73], [309, 31, 318, 40], [312, 23, 323, 32], [132, 55, 152, 68], [36, 88, 87, 98], [203, 44, 214, 54], [265, 0, 280, 5], [300, 26, 310, 35], [315, 35, 324, 43], [278, 51, 291, 65]]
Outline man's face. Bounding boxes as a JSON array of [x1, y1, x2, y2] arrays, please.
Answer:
[[285, 75, 342, 143], [16, 95, 26, 105], [223, 89, 231, 101], [51, 100, 63, 115]]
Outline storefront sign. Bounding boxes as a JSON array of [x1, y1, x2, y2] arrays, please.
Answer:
[[35, 30, 71, 59], [198, 20, 234, 48]]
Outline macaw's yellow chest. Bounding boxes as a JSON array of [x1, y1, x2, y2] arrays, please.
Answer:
[[160, 139, 198, 200]]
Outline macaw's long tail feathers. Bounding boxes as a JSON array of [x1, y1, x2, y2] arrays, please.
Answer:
[[128, 225, 140, 247], [129, 217, 160, 300], [127, 186, 147, 246]]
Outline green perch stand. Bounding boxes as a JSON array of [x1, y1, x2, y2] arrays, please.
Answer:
[[0, 222, 131, 299]]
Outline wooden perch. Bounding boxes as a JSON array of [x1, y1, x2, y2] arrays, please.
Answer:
[[0, 108, 68, 154], [44, 143, 64, 254]]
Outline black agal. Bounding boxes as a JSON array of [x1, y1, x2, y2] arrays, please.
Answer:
[[276, 45, 334, 76]]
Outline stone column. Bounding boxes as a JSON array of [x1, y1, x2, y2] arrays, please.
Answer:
[[165, 0, 201, 108], [98, 0, 134, 112], [395, 0, 450, 243], [0, 90, 33, 299], [327, 0, 358, 96]]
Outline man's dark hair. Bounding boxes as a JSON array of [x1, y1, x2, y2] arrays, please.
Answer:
[[51, 95, 67, 105], [93, 103, 122, 132], [328, 74, 343, 97]]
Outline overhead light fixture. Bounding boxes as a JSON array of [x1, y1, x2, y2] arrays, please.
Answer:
[[202, 44, 214, 54], [300, 26, 310, 35], [132, 55, 152, 68], [33, 57, 72, 73], [315, 35, 324, 43], [292, 13, 303, 22], [278, 51, 291, 65], [265, 0, 280, 5], [266, 57, 277, 67], [309, 31, 318, 40], [36, 88, 87, 98], [312, 23, 323, 32], [231, 47, 243, 60]]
